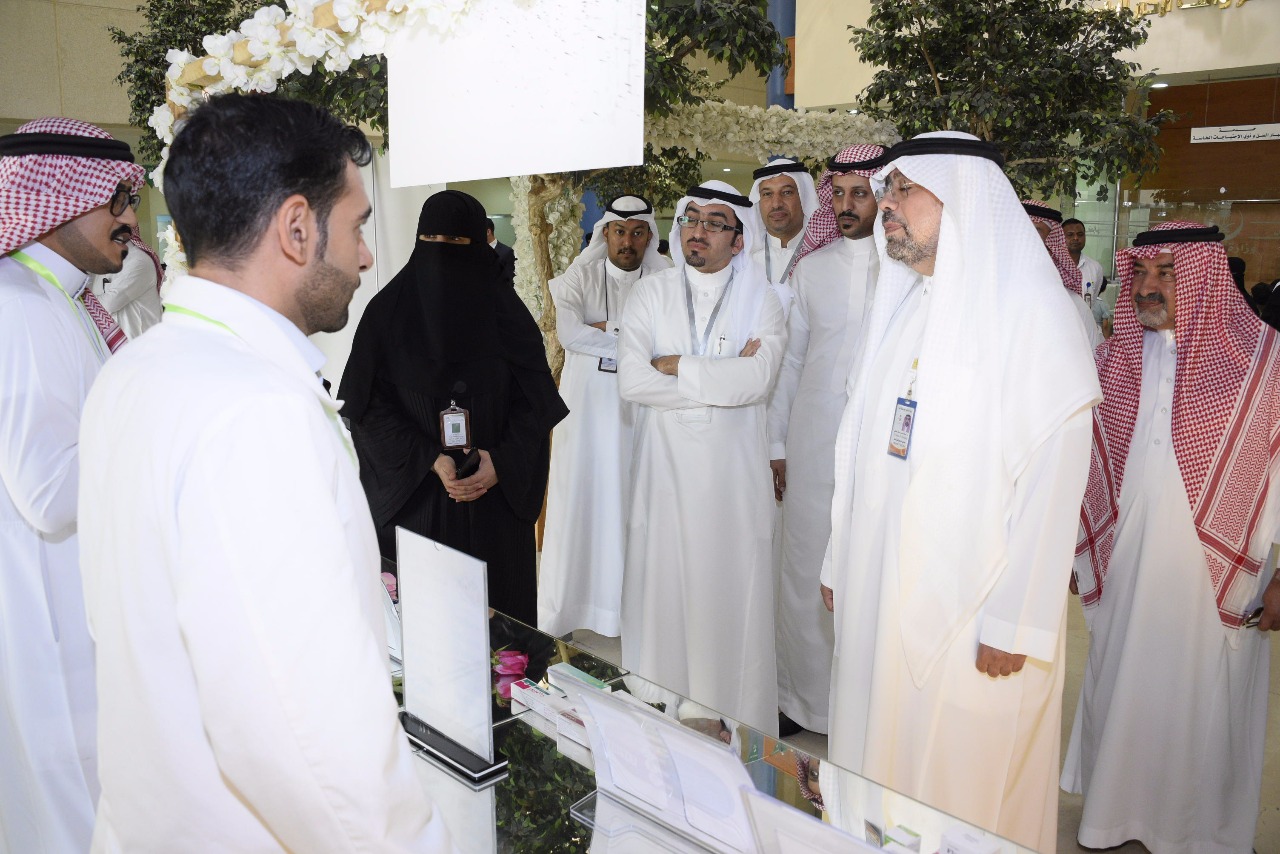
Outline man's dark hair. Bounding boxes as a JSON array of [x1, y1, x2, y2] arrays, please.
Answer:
[[485, 218, 496, 234], [165, 94, 372, 267], [1062, 218, 1084, 229]]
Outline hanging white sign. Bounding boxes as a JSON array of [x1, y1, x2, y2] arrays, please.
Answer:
[[1190, 123, 1280, 144], [386, 0, 646, 187]]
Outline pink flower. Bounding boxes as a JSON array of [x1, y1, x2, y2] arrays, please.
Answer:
[[495, 674, 521, 700], [492, 650, 528, 676]]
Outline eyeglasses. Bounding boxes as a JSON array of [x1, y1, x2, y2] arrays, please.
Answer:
[[874, 178, 917, 204], [676, 215, 741, 234], [109, 187, 141, 217]]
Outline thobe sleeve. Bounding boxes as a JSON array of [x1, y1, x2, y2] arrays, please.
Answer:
[[0, 296, 85, 533], [551, 271, 619, 360], [618, 283, 705, 412], [92, 255, 156, 316], [766, 278, 810, 459], [980, 407, 1092, 662], [678, 288, 787, 407], [175, 395, 450, 853]]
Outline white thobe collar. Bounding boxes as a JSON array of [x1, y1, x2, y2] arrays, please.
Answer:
[[1144, 326, 1175, 353], [22, 241, 91, 298], [768, 232, 800, 252], [686, 263, 733, 292], [163, 276, 329, 387], [838, 235, 875, 259], [604, 259, 644, 286], [214, 284, 327, 377]]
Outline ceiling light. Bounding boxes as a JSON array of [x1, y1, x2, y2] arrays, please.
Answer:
[[1151, 82, 1169, 89], [722, 167, 731, 172]]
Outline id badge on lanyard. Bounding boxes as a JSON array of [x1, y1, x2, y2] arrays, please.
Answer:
[[440, 400, 472, 450], [887, 358, 918, 460]]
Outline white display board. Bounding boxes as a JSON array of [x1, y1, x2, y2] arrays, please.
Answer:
[[397, 528, 494, 761], [386, 0, 646, 187]]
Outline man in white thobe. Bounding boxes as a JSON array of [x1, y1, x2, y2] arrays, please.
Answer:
[[0, 117, 144, 854], [1065, 221, 1280, 854], [766, 143, 884, 737], [748, 158, 818, 317], [619, 181, 786, 736], [77, 95, 450, 852], [1065, 217, 1111, 334], [90, 229, 163, 339], [539, 195, 670, 636], [821, 132, 1100, 852], [1024, 200, 1103, 350]]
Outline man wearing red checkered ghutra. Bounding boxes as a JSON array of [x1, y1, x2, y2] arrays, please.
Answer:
[[1064, 221, 1280, 854], [0, 118, 144, 852]]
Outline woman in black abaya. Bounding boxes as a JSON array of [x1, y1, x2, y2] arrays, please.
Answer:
[[339, 191, 568, 626]]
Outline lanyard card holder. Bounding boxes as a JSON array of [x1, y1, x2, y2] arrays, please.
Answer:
[[888, 358, 918, 460], [440, 401, 471, 451]]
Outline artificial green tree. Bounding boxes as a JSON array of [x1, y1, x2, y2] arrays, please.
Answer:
[[851, 0, 1171, 200]]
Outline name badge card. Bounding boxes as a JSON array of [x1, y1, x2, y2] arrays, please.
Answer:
[[598, 356, 618, 374], [440, 402, 471, 449], [887, 398, 916, 460]]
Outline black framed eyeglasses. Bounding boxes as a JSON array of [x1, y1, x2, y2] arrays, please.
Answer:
[[109, 187, 141, 217], [676, 215, 741, 234]]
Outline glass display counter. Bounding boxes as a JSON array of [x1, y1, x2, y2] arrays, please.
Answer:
[[404, 610, 1036, 854]]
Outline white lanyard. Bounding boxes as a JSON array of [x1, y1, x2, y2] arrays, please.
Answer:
[[683, 268, 735, 357]]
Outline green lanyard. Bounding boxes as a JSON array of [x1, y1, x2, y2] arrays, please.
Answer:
[[166, 302, 358, 468], [10, 250, 109, 362]]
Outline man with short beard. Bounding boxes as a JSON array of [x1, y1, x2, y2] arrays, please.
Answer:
[[748, 158, 819, 316], [539, 195, 670, 637], [1066, 221, 1280, 854], [77, 94, 452, 851], [0, 116, 143, 852], [766, 144, 883, 738], [822, 132, 1100, 851], [619, 181, 786, 735]]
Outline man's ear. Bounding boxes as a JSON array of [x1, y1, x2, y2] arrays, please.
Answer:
[[731, 232, 745, 256], [275, 194, 314, 266]]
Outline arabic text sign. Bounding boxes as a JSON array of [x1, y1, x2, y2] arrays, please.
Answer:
[[1190, 123, 1280, 144]]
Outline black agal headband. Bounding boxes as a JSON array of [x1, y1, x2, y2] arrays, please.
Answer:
[[686, 185, 753, 208], [1021, 202, 1062, 222], [0, 132, 135, 163], [604, 195, 654, 217], [827, 151, 889, 173], [881, 137, 1005, 167], [1132, 225, 1225, 247], [752, 161, 808, 181]]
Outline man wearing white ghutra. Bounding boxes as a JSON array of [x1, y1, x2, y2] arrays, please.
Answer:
[[539, 195, 670, 637], [618, 181, 787, 736], [822, 132, 1100, 851]]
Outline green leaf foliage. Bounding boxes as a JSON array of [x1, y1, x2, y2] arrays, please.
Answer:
[[850, 0, 1173, 200], [494, 725, 594, 852]]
